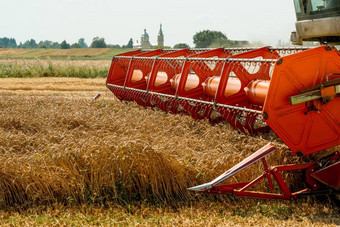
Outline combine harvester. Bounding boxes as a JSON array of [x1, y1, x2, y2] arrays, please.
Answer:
[[107, 0, 340, 200]]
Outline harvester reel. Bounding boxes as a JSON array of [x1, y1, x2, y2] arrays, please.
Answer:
[[106, 45, 340, 200]]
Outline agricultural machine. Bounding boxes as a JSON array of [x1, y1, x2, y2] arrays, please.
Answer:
[[106, 0, 340, 200]]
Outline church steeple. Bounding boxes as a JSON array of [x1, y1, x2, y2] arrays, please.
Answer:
[[157, 24, 164, 47], [158, 24, 163, 36]]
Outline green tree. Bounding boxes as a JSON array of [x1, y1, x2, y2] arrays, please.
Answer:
[[0, 37, 17, 48], [38, 41, 47, 49], [107, 44, 121, 48], [173, 43, 190, 49], [78, 38, 88, 48], [90, 37, 107, 48], [21, 39, 38, 48], [71, 43, 81, 48], [38, 40, 53, 49], [60, 40, 71, 49], [122, 38, 133, 49], [193, 30, 228, 48], [51, 42, 61, 49], [127, 38, 133, 48], [29, 39, 38, 48]]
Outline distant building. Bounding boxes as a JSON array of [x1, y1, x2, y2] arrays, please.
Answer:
[[141, 29, 152, 49], [134, 24, 164, 49]]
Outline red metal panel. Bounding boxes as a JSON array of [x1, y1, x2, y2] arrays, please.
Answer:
[[311, 160, 340, 190], [263, 46, 340, 156]]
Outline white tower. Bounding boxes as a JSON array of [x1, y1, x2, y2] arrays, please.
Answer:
[[141, 29, 152, 49]]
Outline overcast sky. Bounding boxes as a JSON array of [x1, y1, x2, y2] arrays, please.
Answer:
[[1, 0, 297, 47]]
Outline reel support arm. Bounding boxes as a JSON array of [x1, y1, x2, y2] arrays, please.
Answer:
[[290, 77, 340, 105], [188, 144, 336, 200]]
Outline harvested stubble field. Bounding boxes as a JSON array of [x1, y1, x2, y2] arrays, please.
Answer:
[[0, 76, 339, 226]]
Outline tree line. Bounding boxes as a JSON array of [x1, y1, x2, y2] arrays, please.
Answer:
[[1, 30, 250, 49], [0, 37, 134, 49], [174, 30, 249, 49]]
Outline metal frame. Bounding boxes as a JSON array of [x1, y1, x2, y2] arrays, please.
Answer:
[[106, 47, 287, 135], [189, 143, 338, 200]]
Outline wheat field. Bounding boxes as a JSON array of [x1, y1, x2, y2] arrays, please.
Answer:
[[0, 77, 339, 226], [0, 48, 128, 60], [0, 59, 111, 78]]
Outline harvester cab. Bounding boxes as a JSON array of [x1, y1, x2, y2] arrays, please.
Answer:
[[291, 0, 340, 44], [106, 1, 340, 200]]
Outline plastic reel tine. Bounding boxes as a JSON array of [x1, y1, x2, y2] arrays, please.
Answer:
[[245, 112, 256, 133], [190, 103, 198, 118], [198, 103, 206, 118], [204, 103, 212, 118], [133, 90, 138, 101], [190, 102, 198, 116], [255, 61, 263, 80], [168, 96, 175, 112], [130, 90, 135, 101], [194, 102, 203, 117], [199, 103, 206, 118], [206, 103, 214, 119], [124, 89, 129, 99], [170, 97, 177, 112], [220, 107, 230, 120], [182, 99, 189, 114], [232, 109, 241, 128], [135, 90, 139, 102]]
